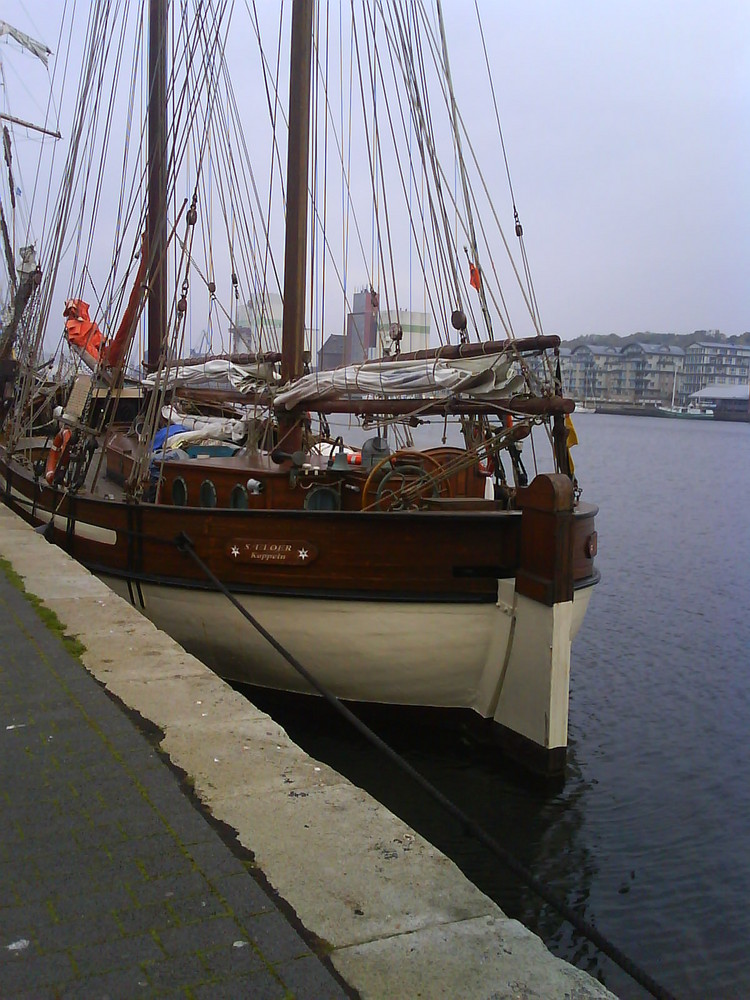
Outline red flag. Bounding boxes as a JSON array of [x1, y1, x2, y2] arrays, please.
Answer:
[[469, 262, 481, 290]]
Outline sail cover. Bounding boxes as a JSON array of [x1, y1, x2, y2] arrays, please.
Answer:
[[274, 353, 526, 410], [0, 22, 52, 67], [142, 358, 277, 393]]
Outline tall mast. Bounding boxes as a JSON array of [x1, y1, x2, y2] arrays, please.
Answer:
[[280, 0, 314, 386], [147, 0, 168, 369]]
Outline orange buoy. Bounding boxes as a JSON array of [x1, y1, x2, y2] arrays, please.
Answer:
[[45, 429, 72, 485]]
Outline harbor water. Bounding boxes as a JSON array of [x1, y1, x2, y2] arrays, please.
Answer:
[[247, 413, 750, 1000]]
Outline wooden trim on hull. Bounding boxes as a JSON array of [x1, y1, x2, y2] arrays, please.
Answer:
[[80, 566, 504, 603], [80, 560, 599, 604]]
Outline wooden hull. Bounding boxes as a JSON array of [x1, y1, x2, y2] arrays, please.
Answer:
[[0, 452, 598, 774]]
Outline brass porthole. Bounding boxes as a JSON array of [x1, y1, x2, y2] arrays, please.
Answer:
[[172, 477, 188, 506], [199, 479, 218, 508]]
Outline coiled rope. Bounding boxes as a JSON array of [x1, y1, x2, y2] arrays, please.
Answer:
[[175, 531, 678, 1000]]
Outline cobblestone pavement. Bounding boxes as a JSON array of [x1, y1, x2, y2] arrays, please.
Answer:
[[0, 565, 351, 999]]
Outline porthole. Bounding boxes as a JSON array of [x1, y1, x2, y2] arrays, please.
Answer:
[[230, 484, 249, 510], [199, 479, 218, 508], [304, 485, 341, 511], [172, 477, 188, 506]]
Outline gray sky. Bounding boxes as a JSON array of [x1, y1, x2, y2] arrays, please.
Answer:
[[443, 0, 750, 339], [2, 0, 748, 342]]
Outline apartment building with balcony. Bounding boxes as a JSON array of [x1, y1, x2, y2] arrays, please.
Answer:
[[567, 344, 619, 402], [562, 336, 750, 407], [682, 342, 750, 397], [613, 343, 686, 403]]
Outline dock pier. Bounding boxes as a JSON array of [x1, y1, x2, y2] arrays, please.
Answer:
[[0, 504, 614, 998]]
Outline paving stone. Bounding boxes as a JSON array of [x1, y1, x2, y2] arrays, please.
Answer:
[[114, 902, 181, 937], [163, 806, 223, 847], [156, 916, 247, 957], [198, 939, 267, 979], [192, 968, 289, 1000], [143, 952, 209, 990], [182, 839, 251, 880], [68, 933, 164, 977], [49, 881, 136, 917], [0, 951, 75, 992], [133, 848, 195, 882], [104, 831, 187, 866], [125, 870, 212, 906], [276, 954, 351, 999], [10, 989, 60, 1000], [163, 891, 231, 925], [60, 965, 153, 998], [37, 911, 124, 952], [243, 910, 313, 964], [0, 904, 48, 953], [209, 873, 276, 919]]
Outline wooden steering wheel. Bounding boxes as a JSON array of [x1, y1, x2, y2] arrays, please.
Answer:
[[361, 449, 452, 511]]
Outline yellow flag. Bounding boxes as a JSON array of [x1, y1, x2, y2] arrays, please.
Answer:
[[565, 413, 578, 447], [564, 414, 578, 473]]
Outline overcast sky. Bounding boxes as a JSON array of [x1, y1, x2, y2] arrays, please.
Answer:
[[444, 0, 750, 339], [2, 0, 748, 342]]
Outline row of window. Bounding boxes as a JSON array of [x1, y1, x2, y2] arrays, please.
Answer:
[[171, 477, 250, 509]]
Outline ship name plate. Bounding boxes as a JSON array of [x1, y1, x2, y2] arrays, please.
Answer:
[[227, 539, 318, 565]]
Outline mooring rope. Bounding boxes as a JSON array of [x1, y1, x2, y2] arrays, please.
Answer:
[[175, 531, 678, 1000]]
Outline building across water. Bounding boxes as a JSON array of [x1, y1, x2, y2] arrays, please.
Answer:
[[565, 338, 750, 410], [691, 383, 750, 422]]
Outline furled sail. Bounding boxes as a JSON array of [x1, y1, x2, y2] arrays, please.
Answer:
[[274, 353, 526, 410], [0, 21, 52, 67], [142, 358, 278, 393]]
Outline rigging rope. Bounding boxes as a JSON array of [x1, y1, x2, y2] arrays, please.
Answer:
[[471, 0, 546, 344]]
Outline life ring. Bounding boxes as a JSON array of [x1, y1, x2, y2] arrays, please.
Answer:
[[45, 429, 72, 485]]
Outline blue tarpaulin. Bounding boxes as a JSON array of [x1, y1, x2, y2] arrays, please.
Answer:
[[152, 424, 188, 452]]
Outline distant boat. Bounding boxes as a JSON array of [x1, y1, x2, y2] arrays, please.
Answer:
[[657, 371, 713, 418], [655, 404, 714, 419]]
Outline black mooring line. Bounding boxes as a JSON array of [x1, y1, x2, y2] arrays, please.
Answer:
[[175, 531, 678, 1000]]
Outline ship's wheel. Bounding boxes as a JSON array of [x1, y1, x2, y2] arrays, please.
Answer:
[[361, 449, 452, 511]]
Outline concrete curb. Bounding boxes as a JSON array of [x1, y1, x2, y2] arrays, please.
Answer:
[[0, 504, 615, 999]]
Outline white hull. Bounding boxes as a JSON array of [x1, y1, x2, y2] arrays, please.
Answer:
[[102, 574, 593, 754]]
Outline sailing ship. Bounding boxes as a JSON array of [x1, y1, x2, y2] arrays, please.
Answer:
[[0, 1, 598, 775]]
